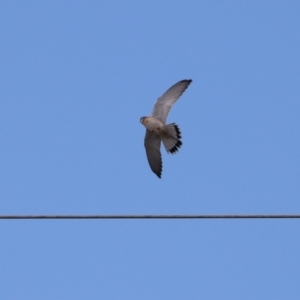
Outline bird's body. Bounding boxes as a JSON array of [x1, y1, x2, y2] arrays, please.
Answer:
[[140, 116, 164, 133], [140, 79, 192, 178]]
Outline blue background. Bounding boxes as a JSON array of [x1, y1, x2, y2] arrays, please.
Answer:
[[1, 1, 300, 299]]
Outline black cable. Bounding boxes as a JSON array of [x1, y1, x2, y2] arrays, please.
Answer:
[[0, 214, 299, 219]]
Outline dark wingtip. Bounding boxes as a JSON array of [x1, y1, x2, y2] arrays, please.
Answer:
[[155, 169, 162, 178], [182, 79, 192, 85], [153, 163, 162, 178]]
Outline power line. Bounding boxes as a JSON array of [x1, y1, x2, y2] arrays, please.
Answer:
[[0, 214, 300, 219]]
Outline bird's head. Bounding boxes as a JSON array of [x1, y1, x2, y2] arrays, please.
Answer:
[[140, 116, 147, 124]]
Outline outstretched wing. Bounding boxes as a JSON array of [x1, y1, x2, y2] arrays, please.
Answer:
[[151, 79, 192, 123], [144, 130, 162, 178]]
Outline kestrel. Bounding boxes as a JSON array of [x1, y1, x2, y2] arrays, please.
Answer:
[[140, 79, 192, 178]]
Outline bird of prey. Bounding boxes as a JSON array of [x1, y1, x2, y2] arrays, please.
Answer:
[[140, 79, 192, 178]]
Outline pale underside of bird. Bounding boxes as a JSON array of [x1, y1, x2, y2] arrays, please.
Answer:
[[140, 79, 192, 178]]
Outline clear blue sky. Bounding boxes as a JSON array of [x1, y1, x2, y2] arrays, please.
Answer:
[[1, 1, 300, 299]]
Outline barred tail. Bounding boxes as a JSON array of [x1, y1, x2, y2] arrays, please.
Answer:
[[162, 123, 182, 154]]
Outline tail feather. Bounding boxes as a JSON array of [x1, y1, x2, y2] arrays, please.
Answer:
[[162, 123, 182, 154]]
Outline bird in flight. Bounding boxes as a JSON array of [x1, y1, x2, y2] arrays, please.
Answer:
[[140, 79, 192, 178]]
